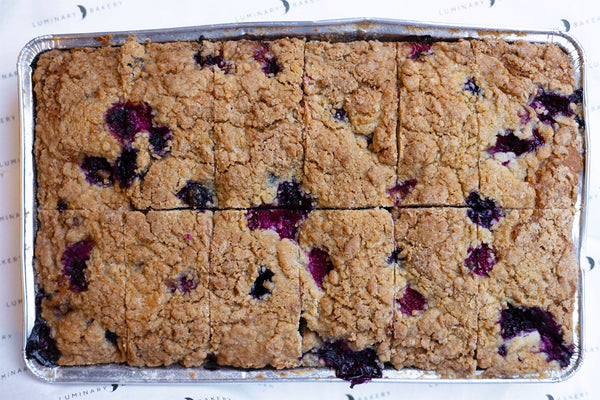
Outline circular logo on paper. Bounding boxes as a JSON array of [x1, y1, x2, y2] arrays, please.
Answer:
[[546, 395, 555, 400], [490, 0, 495, 6], [561, 19, 571, 31], [280, 0, 290, 13]]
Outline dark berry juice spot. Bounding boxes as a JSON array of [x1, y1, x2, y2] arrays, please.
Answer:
[[194, 49, 233, 73], [26, 318, 60, 366], [465, 243, 498, 276], [488, 129, 545, 157], [81, 156, 114, 187], [387, 247, 406, 266], [307, 247, 333, 289], [500, 304, 573, 367], [388, 179, 417, 205], [105, 101, 153, 143], [397, 286, 426, 316], [408, 43, 432, 61], [569, 89, 583, 103], [176, 181, 215, 209], [575, 115, 584, 129], [498, 343, 507, 357], [275, 180, 315, 209], [332, 107, 347, 122], [105, 330, 119, 346], [149, 125, 173, 157], [253, 42, 281, 75], [466, 191, 503, 229], [61, 239, 94, 293], [203, 353, 220, 371], [464, 78, 482, 96], [530, 89, 582, 125], [57, 199, 68, 211], [245, 208, 309, 240], [114, 146, 139, 189], [35, 289, 49, 315], [250, 266, 275, 299], [316, 340, 382, 387], [166, 274, 198, 294]]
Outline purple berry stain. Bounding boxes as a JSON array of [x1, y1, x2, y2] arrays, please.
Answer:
[[276, 180, 315, 209], [254, 43, 281, 75], [246, 208, 309, 240], [387, 247, 406, 266], [500, 304, 573, 367], [397, 286, 426, 316], [81, 156, 114, 187], [61, 239, 94, 293], [409, 43, 432, 61], [176, 181, 215, 209], [307, 247, 333, 289], [26, 318, 61, 366], [316, 340, 382, 387], [194, 50, 232, 73], [465, 243, 498, 276], [464, 78, 482, 96], [114, 146, 139, 189], [149, 125, 173, 157], [488, 129, 545, 157], [250, 266, 275, 299], [166, 274, 198, 294], [105, 330, 118, 346], [530, 89, 582, 125], [519, 108, 532, 125], [105, 101, 153, 143], [332, 107, 347, 122], [57, 199, 67, 211], [388, 179, 417, 205], [498, 343, 507, 357], [466, 191, 503, 229]]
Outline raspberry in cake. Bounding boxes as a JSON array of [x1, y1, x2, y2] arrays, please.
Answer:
[[473, 39, 583, 209], [395, 40, 479, 206], [120, 40, 218, 209], [303, 41, 398, 207], [209, 210, 303, 369], [33, 211, 127, 364], [391, 208, 479, 376], [297, 209, 395, 361], [476, 209, 577, 375], [213, 39, 306, 208], [124, 211, 212, 367]]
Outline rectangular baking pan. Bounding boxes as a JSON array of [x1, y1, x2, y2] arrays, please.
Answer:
[[19, 18, 590, 384]]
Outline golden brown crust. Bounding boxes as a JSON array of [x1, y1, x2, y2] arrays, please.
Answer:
[[391, 208, 478, 376], [303, 41, 398, 207], [210, 211, 302, 369], [298, 209, 395, 358], [124, 211, 212, 367]]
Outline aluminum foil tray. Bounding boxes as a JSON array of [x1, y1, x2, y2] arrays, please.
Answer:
[[18, 18, 590, 384]]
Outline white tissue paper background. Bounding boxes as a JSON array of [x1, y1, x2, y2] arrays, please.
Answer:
[[0, 0, 598, 399]]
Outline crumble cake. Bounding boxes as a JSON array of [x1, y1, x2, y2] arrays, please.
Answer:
[[28, 36, 582, 382]]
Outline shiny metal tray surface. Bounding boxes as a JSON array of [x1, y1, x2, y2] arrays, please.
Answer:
[[19, 18, 590, 384]]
